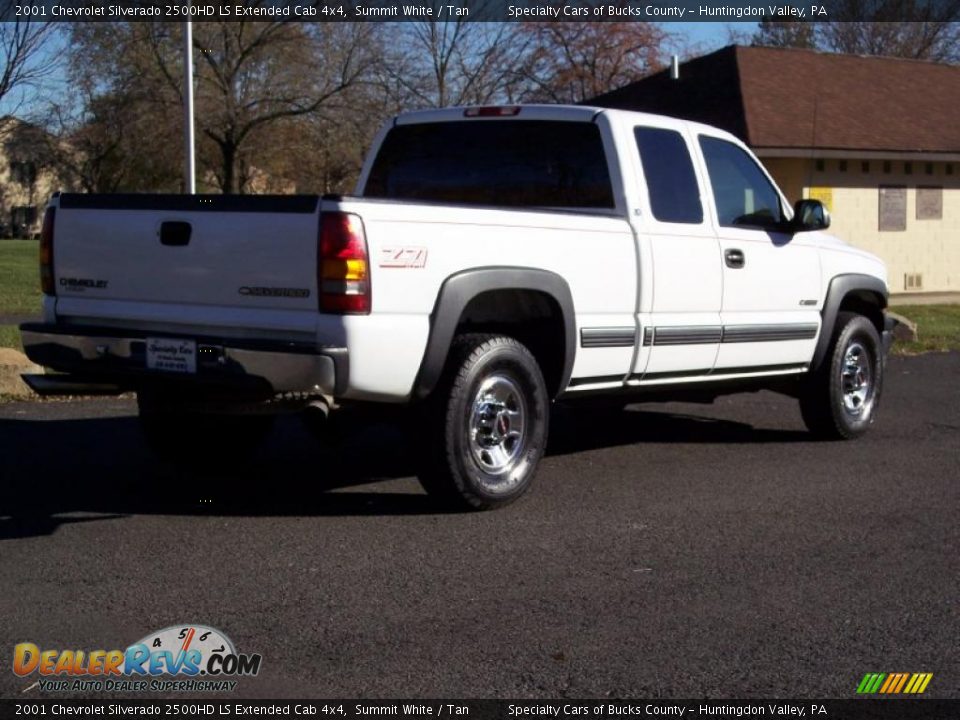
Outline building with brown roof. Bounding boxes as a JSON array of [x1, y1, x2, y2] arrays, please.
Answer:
[[590, 45, 960, 294]]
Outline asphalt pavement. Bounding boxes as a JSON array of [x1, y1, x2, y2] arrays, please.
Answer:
[[1, 353, 957, 699]]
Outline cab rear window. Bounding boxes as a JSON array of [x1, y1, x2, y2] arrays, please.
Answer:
[[364, 120, 615, 210]]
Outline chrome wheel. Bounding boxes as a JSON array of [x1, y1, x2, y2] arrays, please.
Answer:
[[418, 334, 548, 509], [840, 340, 873, 417], [468, 373, 527, 479]]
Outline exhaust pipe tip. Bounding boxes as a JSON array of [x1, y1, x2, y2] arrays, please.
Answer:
[[305, 398, 330, 419], [301, 397, 334, 444]]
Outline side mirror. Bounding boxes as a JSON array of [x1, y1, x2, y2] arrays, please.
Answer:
[[792, 199, 830, 232]]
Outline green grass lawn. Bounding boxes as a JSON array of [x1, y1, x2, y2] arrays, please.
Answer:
[[0, 240, 39, 352], [890, 304, 960, 355], [0, 239, 40, 317], [0, 325, 22, 351]]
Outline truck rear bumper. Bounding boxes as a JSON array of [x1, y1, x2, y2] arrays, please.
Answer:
[[19, 323, 347, 398]]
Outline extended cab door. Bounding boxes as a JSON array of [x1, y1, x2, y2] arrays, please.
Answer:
[[694, 134, 821, 372], [624, 119, 722, 380]]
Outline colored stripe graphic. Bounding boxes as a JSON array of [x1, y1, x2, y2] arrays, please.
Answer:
[[857, 673, 886, 693], [893, 673, 910, 693], [858, 672, 932, 694], [907, 673, 933, 694], [881, 673, 904, 693]]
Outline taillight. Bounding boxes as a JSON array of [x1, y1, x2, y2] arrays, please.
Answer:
[[318, 212, 370, 314], [39, 206, 55, 295]]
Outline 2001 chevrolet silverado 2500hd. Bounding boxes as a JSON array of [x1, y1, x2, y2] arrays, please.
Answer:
[[21, 105, 895, 509]]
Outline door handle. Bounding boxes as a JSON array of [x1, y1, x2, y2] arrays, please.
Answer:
[[159, 221, 191, 247], [724, 248, 745, 269]]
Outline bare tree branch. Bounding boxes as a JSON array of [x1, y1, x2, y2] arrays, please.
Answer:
[[0, 10, 56, 119]]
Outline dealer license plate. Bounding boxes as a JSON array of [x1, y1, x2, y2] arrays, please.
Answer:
[[146, 337, 197, 374]]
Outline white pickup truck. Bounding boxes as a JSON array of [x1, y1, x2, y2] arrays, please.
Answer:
[[21, 104, 895, 509]]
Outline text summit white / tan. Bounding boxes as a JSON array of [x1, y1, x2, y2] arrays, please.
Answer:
[[21, 104, 896, 510]]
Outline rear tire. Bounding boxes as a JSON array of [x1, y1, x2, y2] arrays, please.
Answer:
[[137, 391, 275, 466], [799, 312, 883, 439], [417, 334, 549, 510]]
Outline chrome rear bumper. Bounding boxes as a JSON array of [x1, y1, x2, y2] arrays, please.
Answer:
[[19, 322, 347, 398]]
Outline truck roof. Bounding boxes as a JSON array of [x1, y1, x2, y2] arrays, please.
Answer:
[[393, 104, 740, 146], [395, 104, 601, 125]]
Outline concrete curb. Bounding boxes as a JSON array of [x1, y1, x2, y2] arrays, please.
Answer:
[[886, 311, 919, 342], [0, 348, 41, 399]]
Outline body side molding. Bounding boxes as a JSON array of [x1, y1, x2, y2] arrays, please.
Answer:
[[412, 267, 576, 400], [580, 327, 637, 348], [721, 323, 818, 343]]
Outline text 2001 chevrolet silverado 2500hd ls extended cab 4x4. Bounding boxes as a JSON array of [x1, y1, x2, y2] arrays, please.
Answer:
[[21, 105, 896, 509]]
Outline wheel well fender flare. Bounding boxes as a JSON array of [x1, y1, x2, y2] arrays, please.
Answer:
[[813, 273, 889, 371], [412, 267, 576, 400]]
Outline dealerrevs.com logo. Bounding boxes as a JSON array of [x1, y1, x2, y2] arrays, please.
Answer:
[[13, 624, 261, 693], [856, 672, 934, 694]]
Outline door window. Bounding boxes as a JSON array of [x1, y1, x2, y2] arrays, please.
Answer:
[[634, 127, 703, 224], [699, 136, 783, 229]]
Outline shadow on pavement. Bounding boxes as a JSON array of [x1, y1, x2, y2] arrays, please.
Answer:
[[0, 401, 810, 538], [549, 402, 810, 452]]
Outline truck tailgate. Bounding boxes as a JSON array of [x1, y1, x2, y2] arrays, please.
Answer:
[[53, 194, 320, 322]]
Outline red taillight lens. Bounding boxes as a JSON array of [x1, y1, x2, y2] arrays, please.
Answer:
[[319, 212, 370, 314], [463, 106, 521, 118], [39, 206, 55, 295]]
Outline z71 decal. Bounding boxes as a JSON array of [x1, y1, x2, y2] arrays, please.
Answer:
[[379, 246, 427, 268]]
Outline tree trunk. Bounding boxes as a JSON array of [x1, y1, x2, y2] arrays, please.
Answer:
[[220, 141, 237, 194]]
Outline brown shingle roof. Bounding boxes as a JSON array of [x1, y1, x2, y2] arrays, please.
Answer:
[[589, 45, 960, 154]]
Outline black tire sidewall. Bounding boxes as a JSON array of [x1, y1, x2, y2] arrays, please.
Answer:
[[445, 339, 549, 507], [827, 315, 883, 437]]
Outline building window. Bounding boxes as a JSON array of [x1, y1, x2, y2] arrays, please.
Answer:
[[904, 162, 912, 175], [10, 206, 37, 236], [839, 160, 848, 172], [925, 163, 934, 175], [948, 164, 954, 176], [9, 161, 36, 186], [883, 161, 892, 174], [861, 161, 870, 173], [815, 159, 825, 172], [879, 186, 907, 232], [917, 186, 943, 220]]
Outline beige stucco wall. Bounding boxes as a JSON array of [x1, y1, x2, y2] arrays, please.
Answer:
[[0, 118, 65, 237], [0, 160, 61, 233], [763, 157, 960, 294], [763, 157, 808, 208]]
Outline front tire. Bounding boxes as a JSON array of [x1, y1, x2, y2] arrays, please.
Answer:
[[800, 312, 883, 439], [417, 334, 549, 510]]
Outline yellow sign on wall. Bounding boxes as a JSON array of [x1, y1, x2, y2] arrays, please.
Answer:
[[808, 186, 833, 211]]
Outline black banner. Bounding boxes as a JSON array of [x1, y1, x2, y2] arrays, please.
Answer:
[[2, 0, 959, 23], [2, 700, 960, 720]]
